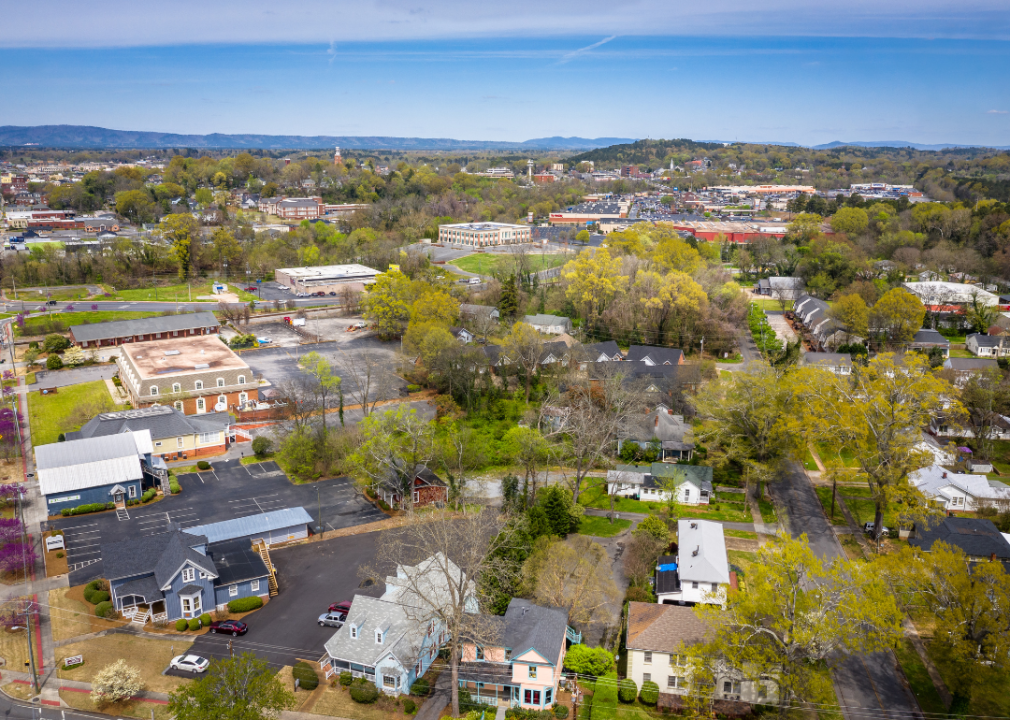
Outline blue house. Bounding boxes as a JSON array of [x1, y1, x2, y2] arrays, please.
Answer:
[[36, 430, 167, 516], [102, 529, 271, 625]]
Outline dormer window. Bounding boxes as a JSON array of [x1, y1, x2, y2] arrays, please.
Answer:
[[182, 567, 195, 583], [350, 625, 358, 639], [375, 630, 383, 644], [529, 665, 537, 679], [217, 378, 225, 387]]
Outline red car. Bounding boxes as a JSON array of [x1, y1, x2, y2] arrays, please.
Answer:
[[209, 620, 248, 636], [328, 600, 351, 615]]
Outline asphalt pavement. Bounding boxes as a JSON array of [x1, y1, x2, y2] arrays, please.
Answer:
[[32, 364, 117, 388], [772, 464, 922, 720]]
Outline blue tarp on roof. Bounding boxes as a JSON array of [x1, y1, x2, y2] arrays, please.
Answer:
[[658, 562, 678, 572], [185, 507, 313, 545]]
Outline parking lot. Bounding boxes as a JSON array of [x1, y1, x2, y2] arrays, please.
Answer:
[[173, 531, 386, 670], [56, 459, 387, 586]]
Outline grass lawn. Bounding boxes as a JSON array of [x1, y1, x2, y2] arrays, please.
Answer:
[[803, 447, 819, 471], [757, 496, 777, 524], [578, 515, 632, 537], [928, 641, 1010, 717], [28, 380, 115, 446], [59, 690, 174, 720], [103, 280, 258, 303], [815, 443, 860, 469], [57, 634, 194, 693], [948, 346, 973, 358], [894, 638, 948, 717], [450, 252, 569, 275], [14, 286, 91, 302], [16, 310, 166, 336], [724, 529, 758, 539], [749, 297, 793, 311], [844, 496, 900, 529], [309, 683, 416, 720], [813, 486, 848, 525], [580, 485, 752, 522], [0, 624, 43, 675]]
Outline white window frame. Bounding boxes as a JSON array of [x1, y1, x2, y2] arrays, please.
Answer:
[[172, 382, 182, 393], [150, 386, 159, 396], [413, 490, 420, 504], [182, 567, 195, 583], [155, 441, 162, 447], [177, 437, 184, 448], [238, 375, 246, 384], [644, 651, 652, 664], [229, 585, 238, 597], [217, 394, 227, 407], [239, 392, 248, 404], [643, 673, 651, 683], [195, 380, 204, 390], [217, 377, 225, 387], [175, 401, 184, 411], [350, 625, 358, 639], [251, 579, 259, 592], [375, 629, 383, 644], [128, 485, 137, 498], [198, 432, 217, 444], [196, 398, 206, 413]]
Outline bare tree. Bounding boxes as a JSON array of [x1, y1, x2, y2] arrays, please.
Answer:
[[335, 349, 394, 417], [361, 508, 519, 717], [339, 286, 361, 316], [273, 377, 319, 434], [503, 322, 543, 404], [522, 535, 621, 628]]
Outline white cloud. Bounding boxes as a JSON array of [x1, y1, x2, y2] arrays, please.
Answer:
[[986, 109, 1008, 114], [2, 0, 1009, 48], [560, 35, 617, 63]]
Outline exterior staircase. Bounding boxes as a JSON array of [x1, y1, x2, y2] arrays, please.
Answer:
[[131, 608, 150, 626], [254, 541, 279, 596]]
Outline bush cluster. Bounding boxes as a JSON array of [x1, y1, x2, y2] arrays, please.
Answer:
[[141, 488, 157, 503], [618, 678, 637, 704], [555, 705, 570, 719], [409, 678, 430, 696], [252, 436, 272, 458], [197, 461, 211, 470], [199, 613, 212, 626], [339, 671, 353, 686], [506, 709, 554, 720], [639, 681, 659, 706], [60, 502, 114, 517], [292, 662, 320, 691], [94, 601, 113, 618], [227, 596, 264, 613], [169, 477, 181, 494], [403, 698, 416, 714], [84, 580, 109, 604], [188, 618, 200, 631], [176, 619, 188, 631], [349, 678, 379, 704]]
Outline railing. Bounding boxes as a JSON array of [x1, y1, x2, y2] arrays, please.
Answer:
[[566, 626, 582, 645]]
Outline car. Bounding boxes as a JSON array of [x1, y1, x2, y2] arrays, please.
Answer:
[[170, 655, 210, 673], [328, 600, 352, 614], [209, 619, 248, 636], [257, 337, 271, 345], [45, 299, 58, 306], [328, 291, 337, 296], [863, 522, 889, 536], [318, 611, 345, 627], [315, 291, 326, 297], [352, 321, 367, 329], [245, 286, 258, 292]]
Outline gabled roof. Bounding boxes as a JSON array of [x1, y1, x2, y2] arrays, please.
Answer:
[[154, 531, 218, 589], [324, 595, 429, 668], [70, 311, 219, 343], [36, 430, 152, 496], [624, 409, 693, 445], [802, 352, 852, 367], [909, 516, 1010, 560], [944, 358, 999, 372], [625, 345, 683, 366], [627, 602, 708, 652], [66, 406, 230, 443], [524, 314, 571, 327], [382, 552, 473, 611], [582, 341, 622, 361], [459, 304, 499, 318], [500, 599, 568, 666], [910, 465, 1010, 503], [911, 329, 949, 346], [677, 519, 730, 584], [967, 333, 1004, 348], [184, 507, 313, 545], [102, 529, 209, 582]]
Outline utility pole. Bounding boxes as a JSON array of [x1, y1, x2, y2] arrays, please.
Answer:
[[19, 494, 38, 693], [316, 485, 323, 533]]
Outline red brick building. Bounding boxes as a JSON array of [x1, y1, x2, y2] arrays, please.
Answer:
[[378, 465, 448, 508]]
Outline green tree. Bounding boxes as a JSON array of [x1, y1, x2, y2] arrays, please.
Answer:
[[562, 248, 626, 319], [965, 290, 999, 334], [159, 214, 201, 279], [350, 405, 435, 509], [114, 189, 156, 223], [168, 652, 294, 720], [575, 229, 590, 243], [829, 206, 869, 235], [870, 287, 925, 345], [634, 514, 670, 542], [539, 485, 582, 537], [829, 293, 869, 338], [563, 644, 615, 677], [211, 227, 244, 268], [361, 270, 412, 339], [298, 351, 342, 432], [503, 425, 549, 506], [689, 534, 903, 718], [498, 274, 519, 319]]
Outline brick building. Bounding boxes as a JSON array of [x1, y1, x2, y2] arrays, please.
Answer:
[[116, 337, 253, 416], [70, 311, 220, 348], [377, 465, 448, 508]]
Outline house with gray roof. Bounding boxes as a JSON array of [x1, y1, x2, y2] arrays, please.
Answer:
[[801, 352, 853, 375], [65, 405, 231, 461], [908, 329, 950, 358], [966, 333, 1010, 358], [69, 311, 220, 348], [909, 517, 1010, 569], [100, 528, 270, 625], [523, 314, 572, 335], [909, 465, 1010, 512], [35, 430, 166, 515], [655, 519, 730, 607], [619, 407, 695, 461], [942, 357, 999, 388], [606, 463, 713, 505]]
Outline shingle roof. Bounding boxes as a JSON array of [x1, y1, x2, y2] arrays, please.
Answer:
[[102, 530, 208, 582], [968, 333, 1004, 348], [582, 341, 622, 360], [153, 531, 217, 588], [910, 465, 1010, 504], [912, 329, 949, 345], [627, 602, 708, 652], [184, 507, 313, 545], [207, 538, 269, 585], [36, 431, 151, 497], [626, 346, 684, 365], [500, 599, 568, 665], [524, 314, 572, 328], [624, 410, 693, 446], [65, 406, 231, 443], [909, 517, 1010, 560], [70, 312, 219, 343], [115, 575, 162, 601], [324, 595, 428, 668], [945, 358, 999, 371], [802, 352, 853, 367], [677, 519, 729, 584]]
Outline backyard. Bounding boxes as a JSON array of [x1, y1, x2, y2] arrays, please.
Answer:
[[28, 380, 115, 445], [580, 484, 752, 523], [450, 252, 569, 275], [101, 280, 258, 302], [578, 515, 632, 537]]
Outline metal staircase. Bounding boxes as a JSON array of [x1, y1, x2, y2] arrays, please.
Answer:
[[254, 541, 279, 596]]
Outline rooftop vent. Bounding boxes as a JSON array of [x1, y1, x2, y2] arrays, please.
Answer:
[[194, 363, 210, 369], [164, 350, 181, 356], [692, 546, 699, 557], [690, 522, 698, 529]]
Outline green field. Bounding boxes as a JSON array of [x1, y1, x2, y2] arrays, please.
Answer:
[[814, 486, 848, 525], [577, 515, 632, 537], [13, 286, 91, 302], [579, 484, 752, 523], [28, 380, 116, 445], [894, 638, 948, 717], [102, 281, 258, 303], [16, 311, 167, 337], [450, 252, 569, 276], [748, 297, 793, 311]]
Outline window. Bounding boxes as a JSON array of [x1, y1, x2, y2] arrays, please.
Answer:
[[199, 571, 208, 579], [172, 383, 181, 393], [177, 437, 184, 448], [545, 689, 552, 705], [532, 691, 541, 706], [218, 395, 227, 406], [150, 386, 159, 396], [684, 489, 691, 501], [383, 675, 397, 689], [238, 375, 246, 384], [375, 630, 383, 644], [668, 676, 685, 689], [643, 673, 651, 683], [413, 491, 420, 504], [217, 378, 225, 387], [155, 441, 162, 448], [524, 690, 531, 705], [198, 432, 216, 444], [350, 626, 358, 639], [712, 583, 719, 591], [692, 582, 699, 589], [196, 398, 206, 412], [182, 567, 195, 583], [128, 485, 137, 498], [528, 665, 537, 679], [239, 392, 248, 404], [505, 649, 512, 662], [476, 647, 484, 661], [643, 651, 652, 664], [195, 380, 204, 390], [229, 584, 238, 597], [723, 681, 741, 695], [251, 580, 259, 592]]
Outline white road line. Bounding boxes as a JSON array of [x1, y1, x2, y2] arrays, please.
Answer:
[[252, 497, 264, 512], [244, 465, 253, 476]]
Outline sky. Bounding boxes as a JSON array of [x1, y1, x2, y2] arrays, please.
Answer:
[[2, 0, 1009, 146]]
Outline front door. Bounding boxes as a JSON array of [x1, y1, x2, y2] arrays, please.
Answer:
[[113, 491, 125, 506]]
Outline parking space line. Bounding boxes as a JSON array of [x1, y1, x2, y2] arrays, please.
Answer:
[[211, 470, 221, 482]]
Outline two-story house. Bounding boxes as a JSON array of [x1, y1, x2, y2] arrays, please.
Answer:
[[116, 337, 253, 416], [456, 599, 576, 709], [655, 520, 731, 606]]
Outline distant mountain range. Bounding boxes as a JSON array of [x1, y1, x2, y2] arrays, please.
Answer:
[[0, 125, 636, 151], [812, 140, 1010, 151]]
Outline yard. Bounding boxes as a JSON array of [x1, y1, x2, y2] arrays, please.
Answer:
[[748, 297, 793, 312], [27, 380, 115, 446], [814, 443, 860, 469], [580, 485, 752, 523], [450, 252, 569, 275], [578, 515, 632, 537], [13, 286, 93, 302], [59, 689, 174, 720], [0, 623, 43, 675], [16, 310, 167, 337], [813, 486, 848, 525], [57, 634, 194, 694], [893, 638, 948, 717], [102, 280, 258, 302], [927, 640, 1010, 717], [308, 681, 419, 720], [49, 586, 129, 642]]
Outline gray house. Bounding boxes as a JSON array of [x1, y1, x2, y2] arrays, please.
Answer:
[[619, 407, 695, 461], [523, 314, 572, 335]]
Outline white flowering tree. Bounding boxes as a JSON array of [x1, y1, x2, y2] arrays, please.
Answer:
[[91, 659, 143, 706]]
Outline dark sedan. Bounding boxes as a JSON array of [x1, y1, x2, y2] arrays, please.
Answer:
[[209, 620, 249, 636]]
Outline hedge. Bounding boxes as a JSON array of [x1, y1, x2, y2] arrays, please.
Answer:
[[403, 698, 416, 714], [292, 661, 319, 691], [188, 618, 200, 631], [639, 681, 659, 706], [618, 679, 637, 704], [228, 596, 264, 613], [339, 671, 353, 686], [591, 672, 618, 720], [197, 461, 211, 470], [349, 678, 379, 704], [169, 477, 181, 494], [85, 590, 110, 605], [410, 678, 430, 696], [199, 613, 212, 626], [555, 706, 569, 719], [60, 502, 114, 517], [94, 601, 113, 618], [176, 619, 188, 631], [141, 488, 156, 503]]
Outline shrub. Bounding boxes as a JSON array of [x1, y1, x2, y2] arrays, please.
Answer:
[[28, 341, 39, 350], [228, 596, 264, 613], [639, 681, 659, 706], [403, 698, 416, 714], [378, 499, 391, 511], [292, 661, 319, 691], [43, 334, 70, 353], [188, 618, 200, 631], [407, 384, 421, 392], [176, 619, 188, 631], [349, 679, 379, 704], [141, 489, 156, 503], [199, 613, 212, 626], [90, 659, 142, 705], [618, 678, 637, 704], [339, 671, 353, 686], [554, 705, 569, 719], [252, 436, 272, 458], [46, 354, 63, 370], [87, 590, 110, 605], [169, 478, 181, 494], [624, 585, 653, 604], [56, 552, 63, 558], [94, 601, 113, 618], [410, 678, 430, 696], [197, 460, 211, 470], [563, 644, 615, 677], [69, 502, 112, 516]]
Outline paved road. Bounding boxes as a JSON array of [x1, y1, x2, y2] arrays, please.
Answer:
[[772, 464, 922, 720], [1, 297, 341, 315]]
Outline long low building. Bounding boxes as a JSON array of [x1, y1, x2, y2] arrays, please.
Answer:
[[437, 222, 531, 247], [184, 507, 314, 547], [275, 264, 379, 294], [70, 312, 220, 348], [902, 281, 1005, 311]]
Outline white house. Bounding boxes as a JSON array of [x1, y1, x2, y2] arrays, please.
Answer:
[[910, 464, 1010, 512], [800, 352, 853, 375], [655, 519, 730, 606], [966, 333, 1010, 358], [523, 314, 572, 335], [606, 464, 713, 505]]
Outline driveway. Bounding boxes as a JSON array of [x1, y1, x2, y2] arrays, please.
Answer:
[[771, 464, 921, 719], [176, 532, 386, 669], [764, 311, 798, 344], [33, 364, 118, 388], [56, 458, 387, 585]]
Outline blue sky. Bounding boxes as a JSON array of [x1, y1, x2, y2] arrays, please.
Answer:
[[3, 1, 1009, 146]]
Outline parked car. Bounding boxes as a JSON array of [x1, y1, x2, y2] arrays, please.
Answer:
[[170, 655, 210, 673], [314, 291, 326, 297], [863, 522, 889, 536], [328, 291, 337, 296], [245, 286, 258, 292], [328, 600, 352, 614], [318, 611, 345, 628], [209, 620, 248, 636], [257, 337, 271, 345], [352, 321, 367, 329]]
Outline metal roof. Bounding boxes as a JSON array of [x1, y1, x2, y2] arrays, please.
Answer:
[[184, 507, 313, 545], [36, 430, 152, 497], [70, 312, 219, 343]]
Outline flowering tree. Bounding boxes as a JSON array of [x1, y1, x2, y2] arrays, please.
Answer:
[[91, 304, 99, 311], [91, 659, 144, 706], [0, 408, 23, 459], [2, 371, 14, 381], [0, 518, 23, 544], [14, 314, 24, 330], [0, 485, 25, 507], [0, 597, 32, 629], [64, 304, 75, 312], [0, 541, 36, 577]]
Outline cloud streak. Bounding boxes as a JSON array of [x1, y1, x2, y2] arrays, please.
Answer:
[[987, 109, 1008, 114], [560, 35, 617, 63]]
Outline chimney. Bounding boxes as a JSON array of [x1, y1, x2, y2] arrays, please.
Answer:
[[942, 471, 947, 479], [992, 553, 997, 562], [655, 415, 659, 428]]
